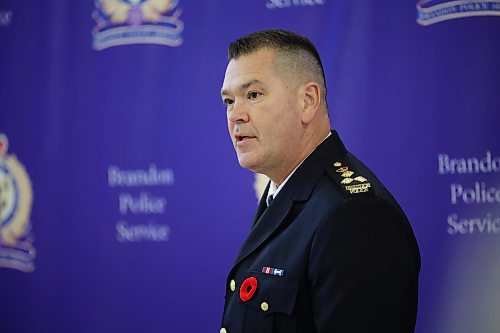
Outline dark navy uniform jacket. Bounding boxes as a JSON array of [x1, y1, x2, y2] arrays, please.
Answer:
[[220, 131, 420, 333]]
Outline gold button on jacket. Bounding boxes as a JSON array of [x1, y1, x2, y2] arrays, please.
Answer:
[[260, 302, 269, 312]]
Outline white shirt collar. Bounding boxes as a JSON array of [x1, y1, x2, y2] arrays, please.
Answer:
[[266, 132, 331, 206]]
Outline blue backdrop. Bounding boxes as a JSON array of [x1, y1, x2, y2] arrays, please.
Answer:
[[1, 1, 499, 332]]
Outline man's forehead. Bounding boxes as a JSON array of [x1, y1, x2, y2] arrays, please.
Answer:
[[221, 69, 268, 96], [233, 48, 278, 69], [221, 50, 276, 94], [221, 78, 265, 96]]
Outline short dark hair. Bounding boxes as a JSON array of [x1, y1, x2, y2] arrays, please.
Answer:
[[228, 30, 327, 99]]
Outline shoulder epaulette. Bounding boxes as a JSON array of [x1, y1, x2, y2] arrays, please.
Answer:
[[328, 161, 373, 195]]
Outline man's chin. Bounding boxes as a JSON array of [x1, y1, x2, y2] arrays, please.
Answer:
[[237, 156, 260, 172], [238, 160, 256, 171]]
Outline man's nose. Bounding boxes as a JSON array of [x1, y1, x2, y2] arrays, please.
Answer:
[[228, 100, 249, 123]]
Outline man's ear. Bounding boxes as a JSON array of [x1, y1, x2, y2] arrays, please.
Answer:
[[301, 82, 321, 124]]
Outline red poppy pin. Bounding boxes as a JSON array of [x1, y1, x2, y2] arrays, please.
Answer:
[[240, 276, 258, 302]]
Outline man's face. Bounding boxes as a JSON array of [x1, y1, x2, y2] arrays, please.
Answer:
[[221, 48, 303, 178]]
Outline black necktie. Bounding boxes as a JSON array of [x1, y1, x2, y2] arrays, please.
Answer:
[[266, 194, 274, 207]]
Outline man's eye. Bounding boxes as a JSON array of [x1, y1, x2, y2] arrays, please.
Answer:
[[223, 98, 234, 106], [248, 91, 262, 99]]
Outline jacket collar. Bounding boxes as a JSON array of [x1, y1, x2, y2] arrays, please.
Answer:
[[286, 130, 347, 202], [231, 130, 348, 268]]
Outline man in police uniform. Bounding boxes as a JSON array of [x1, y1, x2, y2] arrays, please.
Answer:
[[219, 30, 420, 333]]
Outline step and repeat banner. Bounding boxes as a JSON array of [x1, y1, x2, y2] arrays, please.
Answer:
[[1, 1, 499, 332]]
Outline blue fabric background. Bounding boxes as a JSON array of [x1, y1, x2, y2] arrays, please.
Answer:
[[1, 1, 499, 332]]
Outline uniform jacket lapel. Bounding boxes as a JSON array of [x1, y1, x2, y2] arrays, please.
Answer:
[[231, 131, 348, 270], [234, 185, 293, 267], [251, 181, 270, 228]]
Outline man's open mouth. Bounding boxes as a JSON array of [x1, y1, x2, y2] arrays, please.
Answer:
[[236, 136, 255, 142]]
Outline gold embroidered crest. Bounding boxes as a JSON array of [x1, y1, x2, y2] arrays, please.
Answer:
[[354, 176, 367, 182], [331, 161, 372, 195], [341, 171, 354, 178], [340, 178, 353, 184], [336, 166, 349, 173]]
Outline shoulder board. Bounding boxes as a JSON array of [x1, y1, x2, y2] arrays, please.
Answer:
[[326, 161, 374, 196]]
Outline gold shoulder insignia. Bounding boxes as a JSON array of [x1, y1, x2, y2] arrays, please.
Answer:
[[354, 176, 367, 182], [330, 161, 372, 195], [345, 183, 372, 194], [341, 171, 354, 178], [336, 166, 349, 173], [340, 178, 353, 184]]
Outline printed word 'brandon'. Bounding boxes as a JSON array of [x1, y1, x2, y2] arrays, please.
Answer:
[[438, 151, 500, 175], [108, 164, 174, 187]]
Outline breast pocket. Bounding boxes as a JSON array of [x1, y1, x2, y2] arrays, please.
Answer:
[[239, 271, 298, 333]]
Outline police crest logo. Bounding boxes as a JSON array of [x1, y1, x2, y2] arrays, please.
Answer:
[[417, 0, 500, 26], [0, 134, 35, 273], [92, 0, 184, 50]]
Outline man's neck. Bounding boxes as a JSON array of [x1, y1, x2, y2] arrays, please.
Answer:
[[270, 131, 331, 190]]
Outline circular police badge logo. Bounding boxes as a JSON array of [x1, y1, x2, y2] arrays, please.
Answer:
[[0, 133, 35, 273]]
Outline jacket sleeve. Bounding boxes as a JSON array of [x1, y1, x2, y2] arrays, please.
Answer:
[[308, 197, 420, 333]]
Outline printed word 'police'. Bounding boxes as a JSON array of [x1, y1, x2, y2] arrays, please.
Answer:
[[119, 192, 166, 214], [450, 182, 500, 204]]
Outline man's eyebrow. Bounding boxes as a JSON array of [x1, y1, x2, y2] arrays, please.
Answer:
[[241, 79, 263, 90], [221, 79, 263, 96]]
